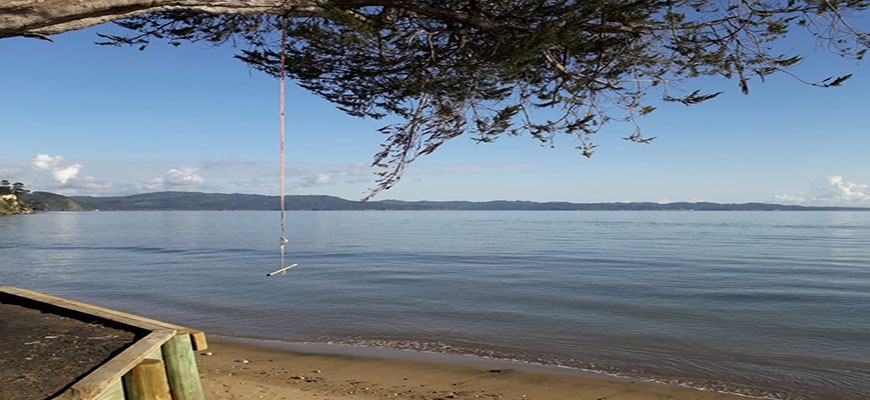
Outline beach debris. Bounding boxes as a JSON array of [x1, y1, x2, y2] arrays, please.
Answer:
[[201, 351, 213, 356], [86, 335, 120, 340], [236, 359, 250, 364], [486, 369, 504, 374], [291, 375, 316, 382]]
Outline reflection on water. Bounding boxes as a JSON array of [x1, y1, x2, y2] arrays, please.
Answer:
[[3, 210, 870, 400]]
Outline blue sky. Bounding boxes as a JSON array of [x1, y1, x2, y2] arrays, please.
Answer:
[[1, 22, 869, 205]]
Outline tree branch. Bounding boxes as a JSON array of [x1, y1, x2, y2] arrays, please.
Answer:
[[1, 0, 666, 40], [0, 0, 325, 39]]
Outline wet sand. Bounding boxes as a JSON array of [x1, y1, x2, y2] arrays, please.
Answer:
[[196, 338, 754, 400]]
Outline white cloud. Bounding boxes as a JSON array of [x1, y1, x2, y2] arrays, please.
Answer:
[[313, 173, 332, 185], [30, 154, 83, 184], [293, 162, 373, 188], [31, 154, 64, 170], [52, 164, 82, 184], [164, 168, 205, 185], [141, 168, 209, 191], [774, 175, 870, 205], [822, 175, 869, 202], [300, 173, 333, 187], [772, 194, 804, 203]]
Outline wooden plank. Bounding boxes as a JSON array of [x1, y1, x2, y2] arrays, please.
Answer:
[[123, 359, 172, 400], [162, 334, 206, 400], [190, 331, 208, 351], [55, 329, 177, 400], [92, 379, 124, 400], [146, 346, 165, 362], [267, 263, 298, 276], [0, 286, 203, 335]]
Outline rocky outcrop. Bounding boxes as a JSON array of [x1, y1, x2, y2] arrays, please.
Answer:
[[0, 194, 34, 215]]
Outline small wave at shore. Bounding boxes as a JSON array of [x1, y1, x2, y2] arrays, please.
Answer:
[[216, 335, 799, 400]]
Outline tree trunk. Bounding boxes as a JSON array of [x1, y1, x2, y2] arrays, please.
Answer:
[[0, 0, 324, 39]]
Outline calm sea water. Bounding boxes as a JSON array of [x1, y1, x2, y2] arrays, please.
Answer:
[[1, 211, 868, 399]]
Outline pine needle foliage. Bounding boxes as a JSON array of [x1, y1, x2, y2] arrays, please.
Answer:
[[96, 0, 869, 199]]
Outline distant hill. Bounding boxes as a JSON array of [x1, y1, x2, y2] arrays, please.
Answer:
[[364, 200, 870, 211], [14, 191, 870, 211], [67, 192, 364, 210], [19, 191, 86, 211]]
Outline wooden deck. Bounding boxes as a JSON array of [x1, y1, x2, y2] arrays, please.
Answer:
[[0, 287, 207, 400]]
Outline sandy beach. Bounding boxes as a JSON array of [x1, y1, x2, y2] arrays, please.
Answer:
[[196, 339, 752, 400]]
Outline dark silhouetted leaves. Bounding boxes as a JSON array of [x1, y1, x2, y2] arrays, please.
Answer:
[[95, 0, 869, 199]]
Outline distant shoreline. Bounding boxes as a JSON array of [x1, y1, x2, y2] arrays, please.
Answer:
[[20, 190, 870, 212]]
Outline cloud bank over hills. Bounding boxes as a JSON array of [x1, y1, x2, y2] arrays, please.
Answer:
[[774, 175, 870, 206], [3, 152, 870, 208]]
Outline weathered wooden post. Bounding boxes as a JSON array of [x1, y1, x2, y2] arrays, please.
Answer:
[[93, 380, 125, 400], [162, 333, 206, 400], [123, 359, 172, 400]]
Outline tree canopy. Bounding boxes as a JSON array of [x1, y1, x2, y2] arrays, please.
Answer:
[[4, 0, 868, 198], [0, 180, 30, 196]]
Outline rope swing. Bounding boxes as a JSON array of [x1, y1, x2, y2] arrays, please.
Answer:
[[268, 16, 298, 277]]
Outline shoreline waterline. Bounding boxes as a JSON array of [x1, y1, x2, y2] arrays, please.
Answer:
[[198, 337, 758, 400], [211, 334, 780, 399]]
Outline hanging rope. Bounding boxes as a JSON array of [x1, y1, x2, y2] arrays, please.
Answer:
[[279, 15, 287, 252], [269, 15, 297, 277]]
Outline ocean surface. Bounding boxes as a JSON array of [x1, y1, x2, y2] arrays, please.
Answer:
[[1, 210, 868, 399]]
